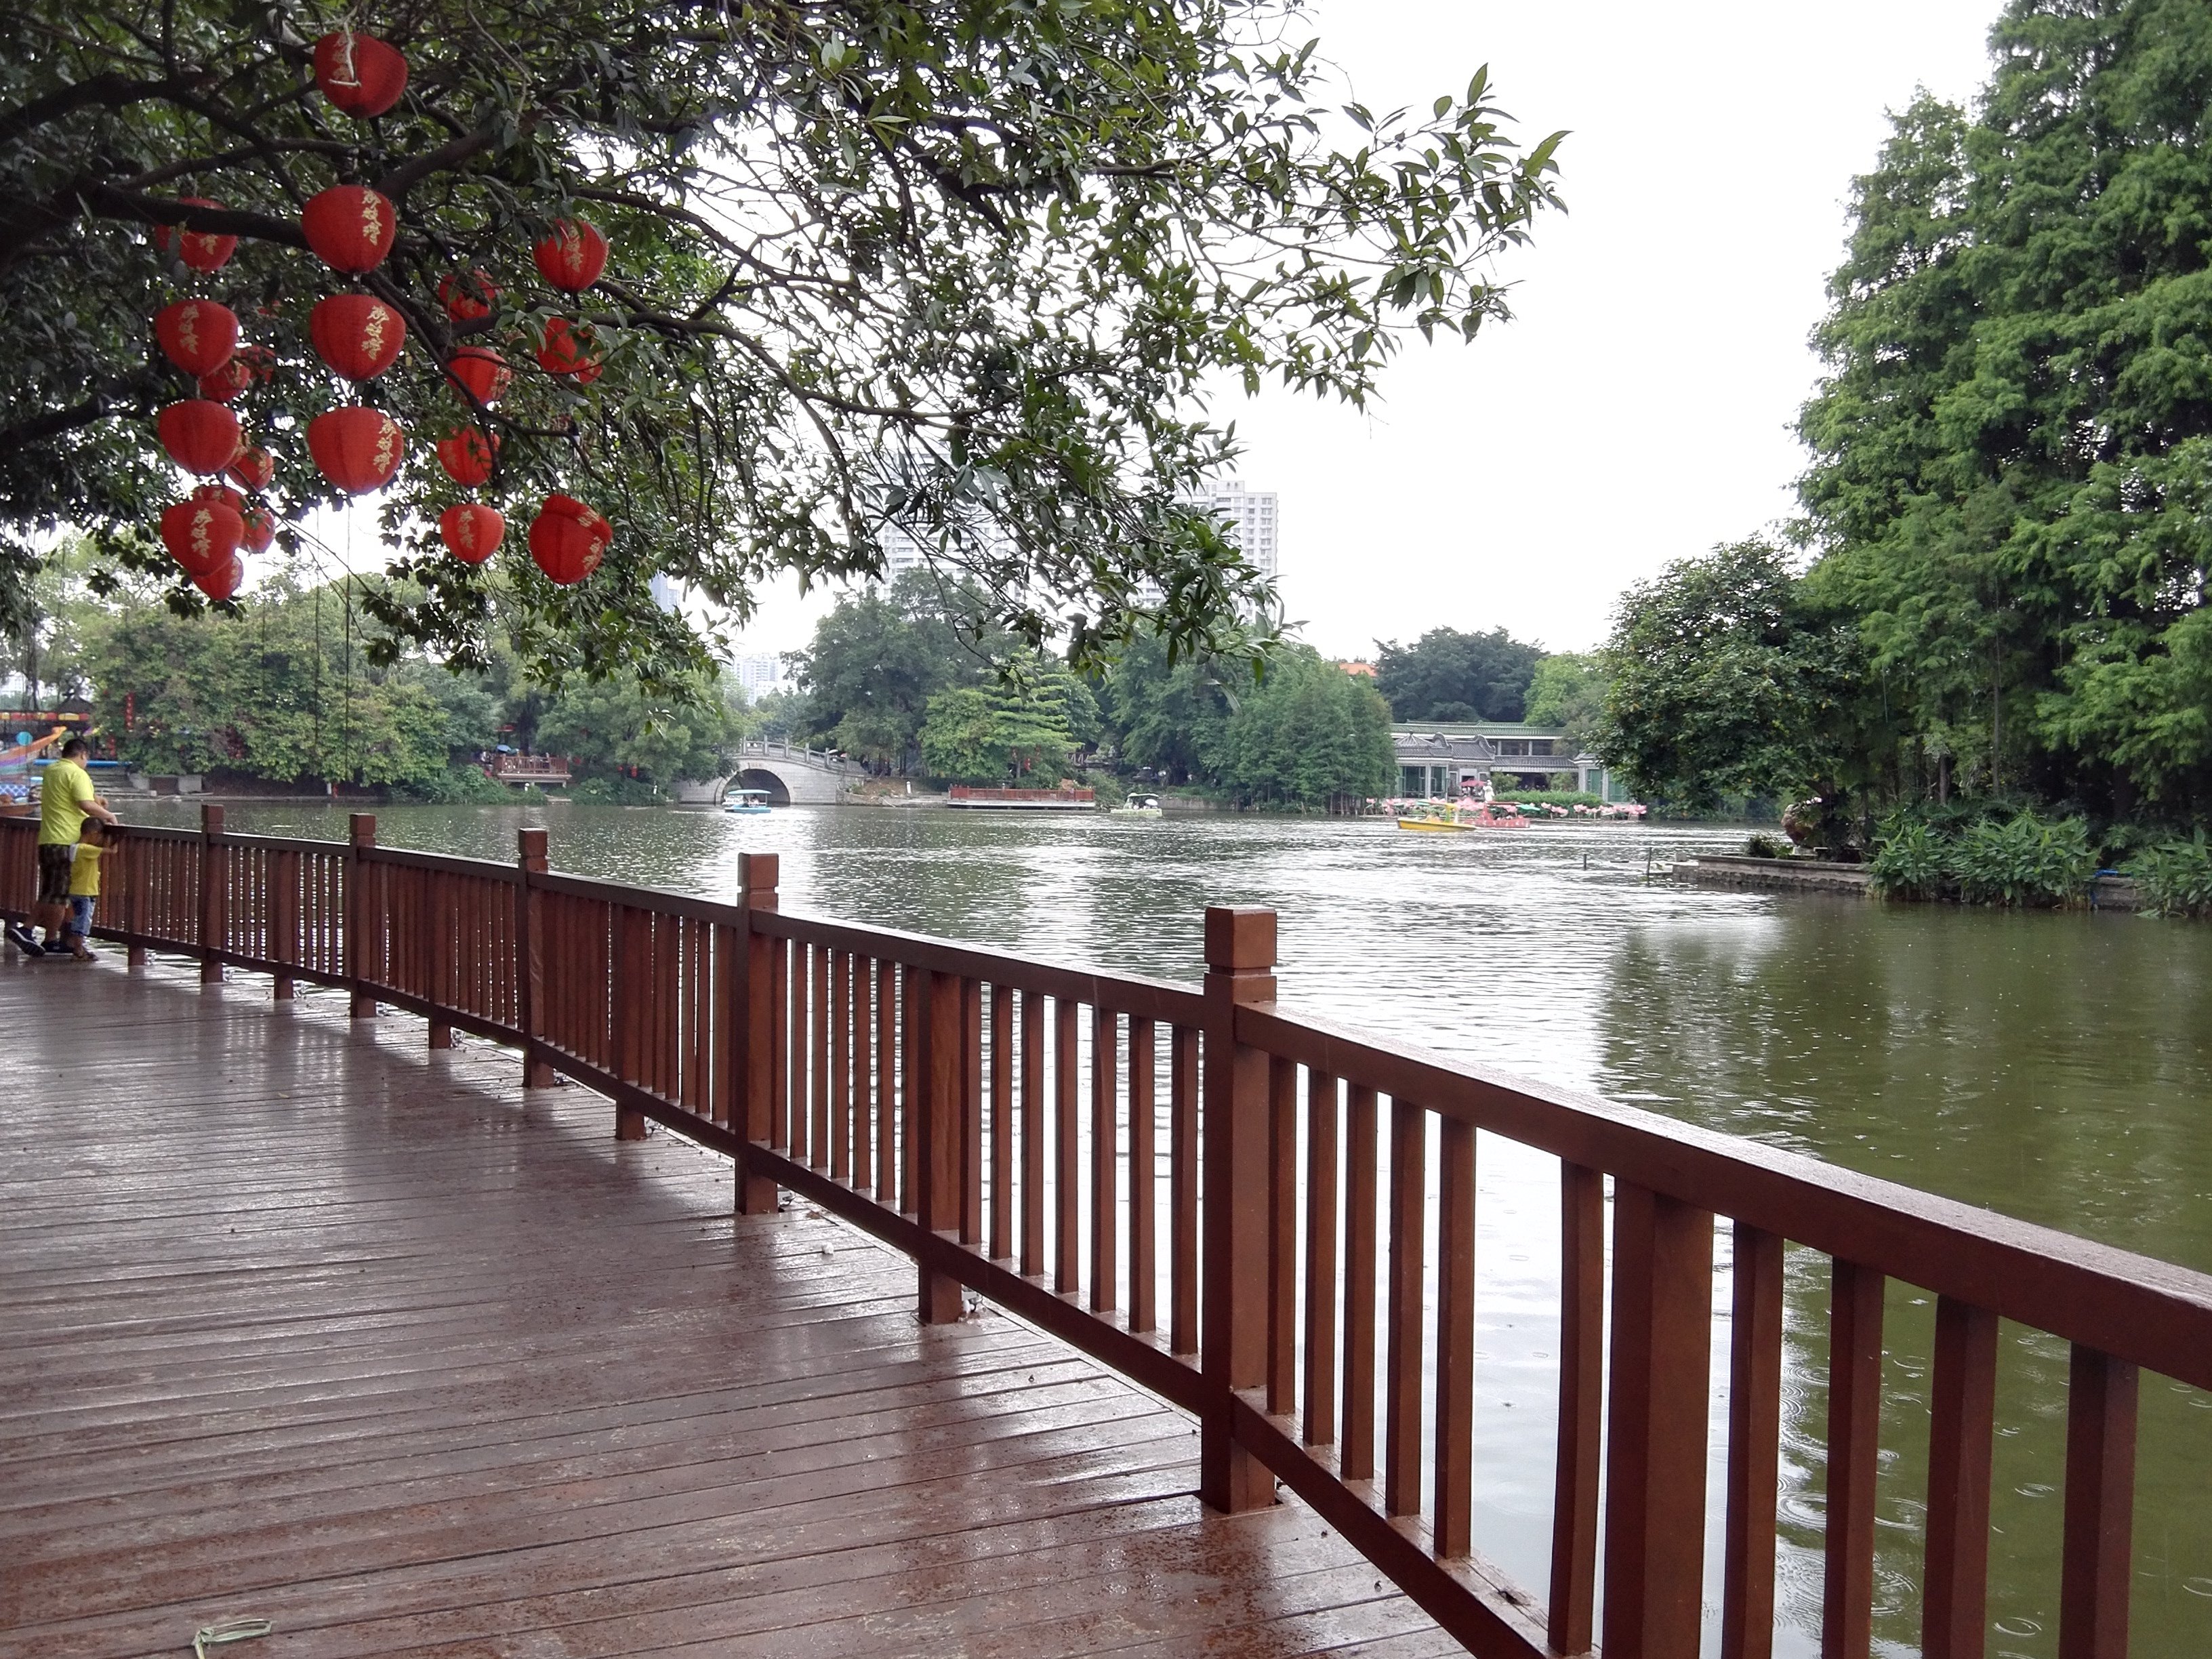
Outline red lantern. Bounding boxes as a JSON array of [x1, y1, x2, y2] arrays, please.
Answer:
[[445, 346, 513, 406], [226, 447, 276, 493], [153, 300, 238, 378], [533, 220, 608, 292], [529, 493, 612, 584], [440, 503, 506, 565], [192, 553, 246, 602], [157, 401, 242, 475], [198, 359, 252, 402], [312, 30, 410, 119], [242, 507, 276, 554], [153, 199, 238, 274], [535, 316, 603, 384], [203, 344, 276, 400], [435, 426, 499, 486], [437, 270, 499, 322], [308, 406, 406, 495], [190, 482, 244, 513], [161, 499, 242, 577], [310, 293, 407, 380], [302, 186, 396, 274]]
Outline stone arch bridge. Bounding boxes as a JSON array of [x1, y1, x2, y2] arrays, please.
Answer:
[[693, 739, 864, 806]]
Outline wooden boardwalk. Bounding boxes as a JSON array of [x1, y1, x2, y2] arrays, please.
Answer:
[[0, 954, 1449, 1659]]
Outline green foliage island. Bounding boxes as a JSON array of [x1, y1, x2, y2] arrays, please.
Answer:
[[1593, 0, 2212, 905]]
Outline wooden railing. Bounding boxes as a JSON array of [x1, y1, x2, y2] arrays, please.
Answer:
[[6, 807, 2209, 1659]]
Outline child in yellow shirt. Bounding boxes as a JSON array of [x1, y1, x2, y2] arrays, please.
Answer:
[[58, 819, 117, 962]]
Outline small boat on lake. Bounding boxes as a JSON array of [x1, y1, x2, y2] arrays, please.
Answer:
[[723, 787, 773, 815], [1394, 799, 1528, 832], [1111, 792, 1163, 816]]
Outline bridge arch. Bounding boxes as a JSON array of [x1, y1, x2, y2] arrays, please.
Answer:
[[734, 767, 794, 806]]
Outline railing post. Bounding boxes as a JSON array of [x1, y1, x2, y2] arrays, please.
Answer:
[[914, 967, 964, 1324], [345, 813, 377, 1019], [1602, 1181, 1716, 1659], [1200, 904, 1277, 1515], [197, 803, 224, 983], [733, 853, 780, 1214], [516, 829, 555, 1087], [125, 826, 146, 968], [271, 847, 298, 1000]]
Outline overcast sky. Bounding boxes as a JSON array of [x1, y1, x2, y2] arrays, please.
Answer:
[[729, 0, 2004, 663]]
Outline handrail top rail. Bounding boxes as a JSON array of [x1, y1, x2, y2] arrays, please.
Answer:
[[1240, 1000, 2212, 1390], [753, 906, 1208, 1025]]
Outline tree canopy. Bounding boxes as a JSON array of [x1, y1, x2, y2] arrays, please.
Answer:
[[1597, 539, 1863, 817], [1372, 626, 1544, 723], [1799, 0, 2212, 820], [3, 0, 1564, 695]]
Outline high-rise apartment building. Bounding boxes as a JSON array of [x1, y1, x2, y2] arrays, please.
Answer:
[[1189, 480, 1279, 579], [734, 652, 785, 697]]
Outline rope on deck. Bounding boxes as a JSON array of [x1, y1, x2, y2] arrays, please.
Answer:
[[192, 1618, 272, 1657]]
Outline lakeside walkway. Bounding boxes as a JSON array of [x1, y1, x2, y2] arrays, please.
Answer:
[[0, 953, 1448, 1659]]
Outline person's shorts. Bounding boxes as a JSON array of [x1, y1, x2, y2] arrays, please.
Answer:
[[35, 844, 74, 906], [66, 896, 95, 937]]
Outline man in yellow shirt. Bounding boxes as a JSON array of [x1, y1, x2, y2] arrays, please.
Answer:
[[7, 737, 119, 957]]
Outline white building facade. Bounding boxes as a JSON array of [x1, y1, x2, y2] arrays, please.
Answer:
[[1187, 480, 1279, 579]]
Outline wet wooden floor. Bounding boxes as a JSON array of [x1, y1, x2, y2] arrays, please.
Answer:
[[0, 951, 1450, 1658]]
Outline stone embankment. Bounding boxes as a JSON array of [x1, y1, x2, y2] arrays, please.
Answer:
[[1670, 855, 2142, 910]]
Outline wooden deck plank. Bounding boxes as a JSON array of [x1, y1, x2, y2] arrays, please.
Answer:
[[0, 954, 1443, 1658]]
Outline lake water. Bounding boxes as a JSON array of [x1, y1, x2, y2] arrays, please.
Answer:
[[129, 799, 2212, 1657]]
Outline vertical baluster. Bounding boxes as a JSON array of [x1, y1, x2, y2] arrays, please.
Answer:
[[853, 957, 875, 1187], [1721, 1221, 1785, 1659], [1021, 989, 1046, 1277], [1055, 996, 1079, 1294], [876, 960, 898, 1202], [1128, 1017, 1156, 1333], [1170, 1023, 1200, 1356], [1267, 1055, 1298, 1414], [831, 949, 852, 1179], [1091, 1005, 1119, 1312], [1922, 1296, 1998, 1659], [900, 962, 920, 1213], [616, 907, 649, 1139], [1823, 1260, 1885, 1659], [1384, 1097, 1427, 1518], [770, 936, 791, 1153], [990, 984, 1015, 1261], [346, 813, 375, 1017], [811, 943, 830, 1164], [1435, 1114, 1477, 1559], [961, 977, 983, 1244], [2059, 1345, 2138, 1659], [1601, 1182, 1715, 1659], [918, 969, 963, 1322], [1549, 1161, 1605, 1654], [1303, 1072, 1340, 1446], [1340, 1083, 1379, 1481]]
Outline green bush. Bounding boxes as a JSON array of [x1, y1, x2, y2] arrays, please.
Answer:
[[1951, 811, 2095, 907], [1868, 817, 1950, 900], [1744, 832, 1790, 859], [396, 764, 512, 804], [2126, 832, 2212, 918], [569, 774, 663, 804]]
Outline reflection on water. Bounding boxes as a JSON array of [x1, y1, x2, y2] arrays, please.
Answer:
[[130, 799, 2212, 1656]]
